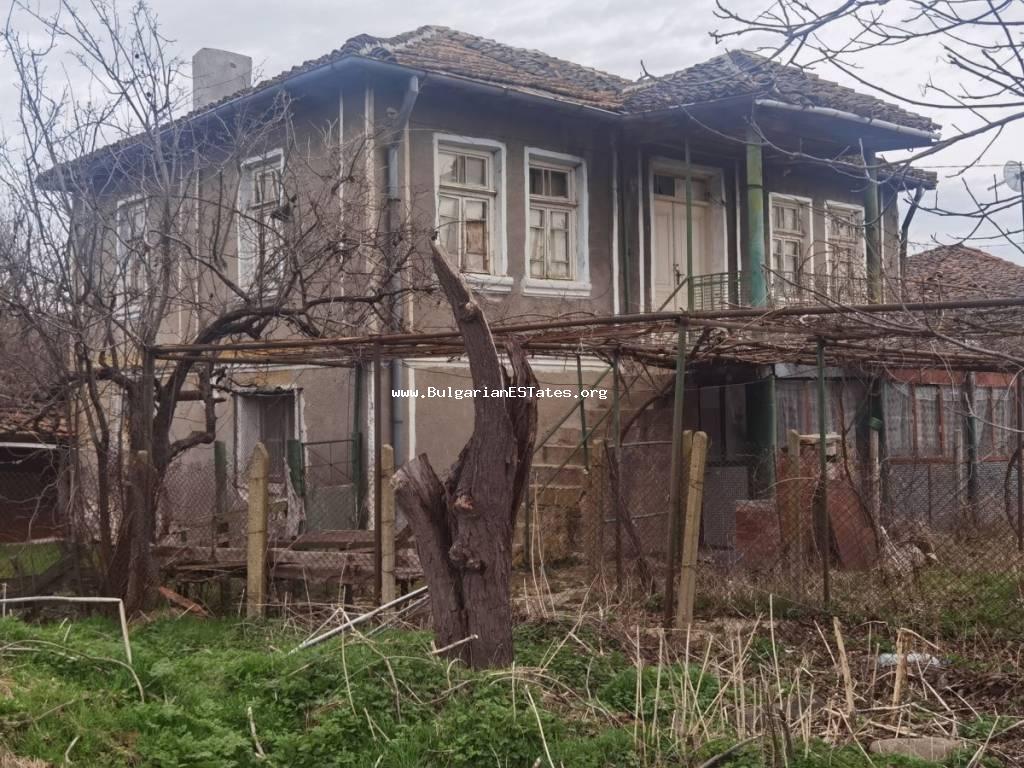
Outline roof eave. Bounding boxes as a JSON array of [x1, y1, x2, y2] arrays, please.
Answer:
[[754, 98, 938, 144]]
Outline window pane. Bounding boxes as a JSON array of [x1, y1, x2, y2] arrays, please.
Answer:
[[942, 386, 960, 456], [548, 220, 570, 279], [529, 167, 544, 196], [548, 170, 569, 198], [654, 174, 676, 197], [886, 382, 912, 456], [529, 208, 545, 278], [463, 199, 488, 273], [254, 169, 280, 207], [991, 388, 1011, 455], [438, 195, 460, 256], [464, 155, 487, 187], [915, 385, 940, 456], [438, 151, 459, 184]]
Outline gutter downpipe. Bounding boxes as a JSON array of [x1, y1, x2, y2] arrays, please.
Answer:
[[385, 75, 420, 466]]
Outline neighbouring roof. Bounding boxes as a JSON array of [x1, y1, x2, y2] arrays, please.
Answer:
[[623, 50, 939, 132], [906, 244, 1024, 299], [0, 401, 69, 444]]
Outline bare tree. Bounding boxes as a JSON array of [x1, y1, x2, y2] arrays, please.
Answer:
[[395, 240, 537, 669], [713, 0, 1024, 256], [0, 0, 431, 611]]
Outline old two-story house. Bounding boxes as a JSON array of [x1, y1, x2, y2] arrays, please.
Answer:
[[62, 26, 947, 547]]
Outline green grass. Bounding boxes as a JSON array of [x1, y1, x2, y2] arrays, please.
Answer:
[[0, 541, 63, 579], [0, 616, 966, 767]]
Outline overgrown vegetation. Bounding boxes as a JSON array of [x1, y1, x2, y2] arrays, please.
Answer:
[[0, 612, 1010, 767], [0, 542, 62, 579]]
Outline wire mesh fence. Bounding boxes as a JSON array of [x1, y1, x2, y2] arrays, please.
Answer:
[[561, 412, 1024, 638]]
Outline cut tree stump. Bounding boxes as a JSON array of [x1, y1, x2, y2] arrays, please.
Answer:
[[394, 239, 537, 669]]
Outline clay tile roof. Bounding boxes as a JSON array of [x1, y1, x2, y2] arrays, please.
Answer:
[[192, 25, 630, 114], [623, 50, 938, 132], [906, 244, 1024, 299], [0, 401, 69, 443], [43, 30, 939, 183]]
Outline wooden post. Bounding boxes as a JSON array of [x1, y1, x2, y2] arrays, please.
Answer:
[[213, 441, 227, 554], [247, 443, 269, 619], [676, 430, 708, 628], [381, 444, 396, 605], [782, 429, 803, 591], [663, 322, 688, 627]]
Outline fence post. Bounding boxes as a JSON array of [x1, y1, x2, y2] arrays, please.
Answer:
[[247, 443, 269, 619], [815, 339, 831, 610], [783, 429, 803, 593], [1017, 376, 1023, 553], [612, 351, 623, 590], [381, 444, 396, 605], [213, 441, 227, 555], [663, 321, 687, 627], [676, 430, 708, 628], [576, 354, 590, 471]]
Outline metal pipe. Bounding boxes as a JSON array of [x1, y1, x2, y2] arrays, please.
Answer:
[[612, 351, 623, 589], [290, 585, 429, 652], [373, 347, 383, 604], [575, 354, 590, 471], [685, 139, 695, 309], [663, 321, 687, 627], [745, 124, 767, 307]]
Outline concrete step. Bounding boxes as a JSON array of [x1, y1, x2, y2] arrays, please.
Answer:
[[538, 442, 587, 466], [531, 484, 584, 508], [529, 462, 585, 486]]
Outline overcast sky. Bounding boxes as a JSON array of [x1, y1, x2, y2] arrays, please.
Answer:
[[2, 0, 1021, 262]]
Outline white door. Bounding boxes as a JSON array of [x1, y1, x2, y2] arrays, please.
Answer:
[[652, 172, 710, 310]]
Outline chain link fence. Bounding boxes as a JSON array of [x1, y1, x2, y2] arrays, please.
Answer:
[[549, 375, 1024, 638]]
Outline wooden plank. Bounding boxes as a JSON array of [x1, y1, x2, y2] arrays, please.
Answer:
[[676, 430, 708, 628], [247, 443, 269, 619], [291, 530, 375, 550], [381, 445, 397, 604], [158, 586, 210, 617]]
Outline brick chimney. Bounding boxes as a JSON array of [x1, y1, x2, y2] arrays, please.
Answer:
[[192, 48, 253, 110]]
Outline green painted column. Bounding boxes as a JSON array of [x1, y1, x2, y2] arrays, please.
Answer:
[[745, 125, 767, 306], [864, 150, 882, 302], [744, 124, 775, 494]]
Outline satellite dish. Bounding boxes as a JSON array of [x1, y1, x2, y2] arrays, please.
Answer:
[[1004, 160, 1023, 192]]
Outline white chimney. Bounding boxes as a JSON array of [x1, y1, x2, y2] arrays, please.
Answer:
[[192, 48, 253, 110]]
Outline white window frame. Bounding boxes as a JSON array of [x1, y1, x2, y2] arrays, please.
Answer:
[[115, 194, 148, 316], [768, 193, 814, 297], [237, 149, 285, 291], [432, 134, 511, 293], [522, 148, 590, 298], [824, 200, 867, 281]]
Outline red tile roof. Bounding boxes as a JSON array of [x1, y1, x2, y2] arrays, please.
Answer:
[[906, 244, 1024, 299], [623, 51, 938, 132]]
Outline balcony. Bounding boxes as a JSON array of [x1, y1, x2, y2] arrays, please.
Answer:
[[686, 271, 878, 312]]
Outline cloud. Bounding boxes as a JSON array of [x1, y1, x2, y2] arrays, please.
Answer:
[[1, 0, 1020, 261]]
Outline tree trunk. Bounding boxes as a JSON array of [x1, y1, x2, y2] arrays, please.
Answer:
[[394, 240, 537, 668]]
